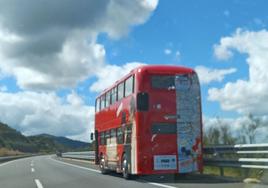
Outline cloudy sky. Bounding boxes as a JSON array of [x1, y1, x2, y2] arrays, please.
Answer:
[[0, 0, 267, 142]]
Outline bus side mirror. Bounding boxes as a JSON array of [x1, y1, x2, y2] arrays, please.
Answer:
[[90, 132, 94, 141], [137, 92, 149, 111]]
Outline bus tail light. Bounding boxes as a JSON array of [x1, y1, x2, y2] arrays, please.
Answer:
[[137, 92, 149, 111]]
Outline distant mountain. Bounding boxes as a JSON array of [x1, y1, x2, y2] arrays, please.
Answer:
[[28, 134, 90, 153], [0, 122, 37, 153], [0, 122, 91, 154]]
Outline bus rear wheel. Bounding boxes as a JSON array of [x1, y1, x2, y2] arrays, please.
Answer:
[[99, 156, 107, 174], [122, 155, 131, 179]]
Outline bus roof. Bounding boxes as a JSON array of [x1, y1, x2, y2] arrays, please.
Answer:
[[97, 65, 194, 97]]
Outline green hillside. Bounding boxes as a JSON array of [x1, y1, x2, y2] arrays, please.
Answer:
[[28, 134, 90, 153], [0, 122, 37, 153], [0, 122, 91, 155]]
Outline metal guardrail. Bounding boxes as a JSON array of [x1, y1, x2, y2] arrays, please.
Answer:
[[60, 143, 268, 176], [204, 143, 268, 176], [61, 151, 95, 161], [0, 154, 33, 163]]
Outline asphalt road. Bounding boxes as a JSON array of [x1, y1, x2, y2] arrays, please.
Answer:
[[0, 155, 267, 188]]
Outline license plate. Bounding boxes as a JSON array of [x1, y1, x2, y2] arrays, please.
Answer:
[[154, 155, 177, 170]]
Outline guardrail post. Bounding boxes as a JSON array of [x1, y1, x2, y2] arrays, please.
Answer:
[[219, 167, 224, 176], [242, 169, 249, 178]]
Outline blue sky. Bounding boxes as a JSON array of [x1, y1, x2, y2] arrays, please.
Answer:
[[0, 0, 268, 141], [90, 0, 268, 117]]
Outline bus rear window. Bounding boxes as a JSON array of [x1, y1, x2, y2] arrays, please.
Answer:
[[151, 75, 175, 89]]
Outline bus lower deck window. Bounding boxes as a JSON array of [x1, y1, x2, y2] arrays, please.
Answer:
[[117, 127, 123, 144], [100, 132, 105, 145], [125, 125, 132, 144]]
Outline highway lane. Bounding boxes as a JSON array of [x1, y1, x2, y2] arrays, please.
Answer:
[[0, 156, 173, 188], [0, 155, 267, 188], [0, 157, 36, 188]]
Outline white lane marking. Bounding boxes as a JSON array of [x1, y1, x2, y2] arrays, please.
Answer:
[[50, 157, 177, 188], [31, 161, 34, 167], [49, 157, 100, 173], [147, 182, 177, 188], [34, 179, 44, 188], [31, 167, 35, 172]]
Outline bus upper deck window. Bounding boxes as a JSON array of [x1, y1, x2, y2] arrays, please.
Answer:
[[125, 75, 134, 97], [95, 98, 100, 112], [111, 87, 117, 104], [117, 82, 124, 100], [151, 75, 175, 89], [100, 95, 105, 110], [105, 91, 110, 107]]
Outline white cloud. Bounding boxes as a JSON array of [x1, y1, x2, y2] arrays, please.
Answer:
[[195, 66, 236, 84], [0, 1, 158, 141], [0, 0, 158, 91], [164, 49, 172, 55], [0, 91, 94, 142], [164, 49, 181, 62], [174, 50, 181, 61], [90, 62, 145, 92], [210, 29, 268, 115], [0, 85, 7, 92], [67, 91, 84, 106]]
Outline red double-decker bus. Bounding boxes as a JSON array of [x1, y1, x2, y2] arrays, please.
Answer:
[[94, 65, 203, 179]]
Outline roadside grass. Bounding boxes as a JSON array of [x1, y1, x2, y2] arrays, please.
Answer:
[[204, 166, 264, 180], [0, 147, 23, 157]]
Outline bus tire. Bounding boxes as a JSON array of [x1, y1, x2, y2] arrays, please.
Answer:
[[122, 155, 131, 179], [99, 156, 107, 174]]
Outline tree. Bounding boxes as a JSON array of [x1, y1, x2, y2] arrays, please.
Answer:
[[203, 117, 237, 145], [204, 126, 221, 145], [240, 113, 261, 144], [217, 117, 237, 145]]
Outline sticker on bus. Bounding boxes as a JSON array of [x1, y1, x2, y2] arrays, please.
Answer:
[[153, 155, 177, 170]]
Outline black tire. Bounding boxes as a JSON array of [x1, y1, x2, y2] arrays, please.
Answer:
[[122, 155, 131, 179], [99, 156, 107, 174]]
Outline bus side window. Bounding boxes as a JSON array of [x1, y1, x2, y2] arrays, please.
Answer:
[[100, 132, 105, 145], [100, 95, 105, 110], [125, 75, 134, 97], [111, 129, 116, 142], [125, 125, 132, 144], [111, 87, 117, 104], [105, 91, 110, 108], [95, 98, 100, 112], [117, 82, 124, 101], [105, 130, 110, 145], [116, 127, 123, 144]]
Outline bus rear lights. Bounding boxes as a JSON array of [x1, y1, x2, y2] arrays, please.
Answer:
[[153, 103, 162, 109]]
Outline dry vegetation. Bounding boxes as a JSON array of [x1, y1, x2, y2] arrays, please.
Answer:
[[204, 166, 264, 179], [0, 148, 23, 157]]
